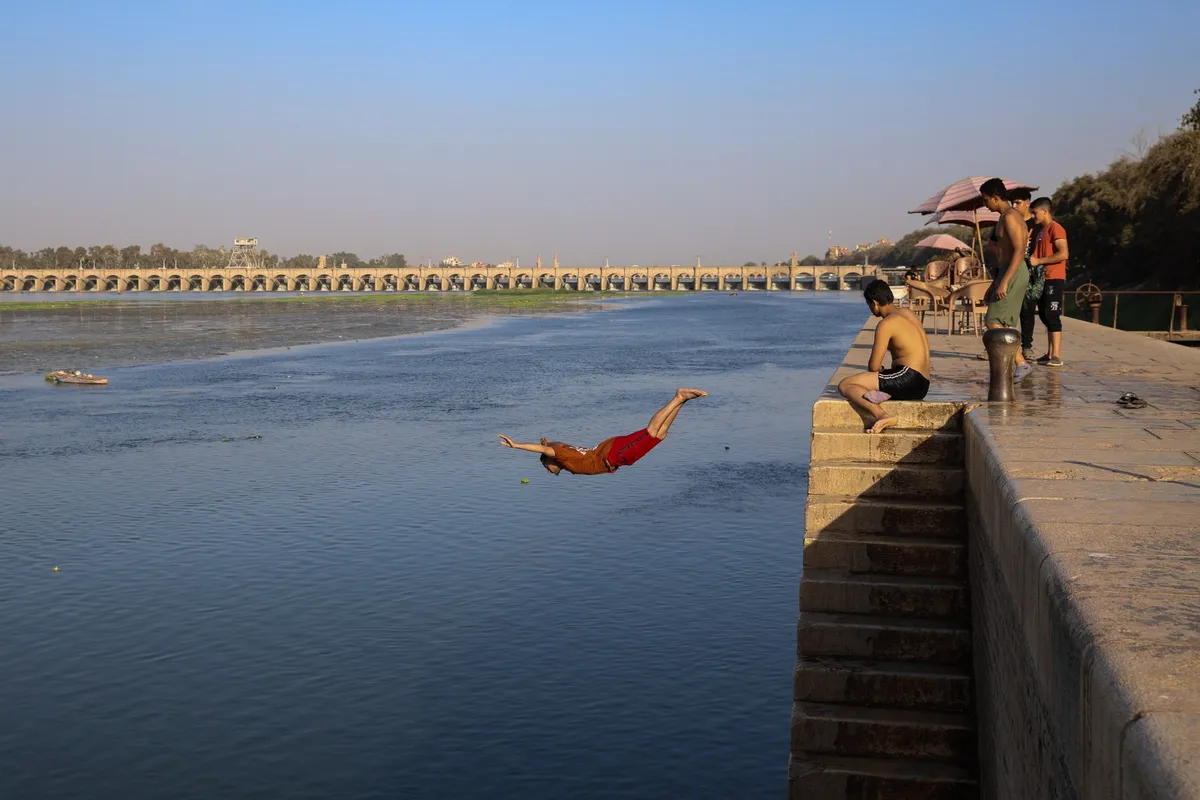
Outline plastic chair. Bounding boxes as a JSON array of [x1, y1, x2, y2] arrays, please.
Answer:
[[947, 279, 991, 335], [924, 261, 952, 283], [906, 281, 948, 333], [952, 256, 984, 283]]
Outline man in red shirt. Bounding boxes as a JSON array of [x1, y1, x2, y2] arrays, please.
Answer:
[[497, 388, 707, 476], [1029, 197, 1070, 366]]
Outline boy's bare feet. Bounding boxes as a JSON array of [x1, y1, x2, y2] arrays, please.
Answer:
[[868, 415, 899, 434], [676, 388, 707, 400]]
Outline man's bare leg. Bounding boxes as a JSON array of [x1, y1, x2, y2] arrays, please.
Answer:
[[839, 373, 897, 434], [646, 388, 707, 439]]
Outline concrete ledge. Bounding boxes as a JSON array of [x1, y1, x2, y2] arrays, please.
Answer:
[[805, 315, 1200, 798]]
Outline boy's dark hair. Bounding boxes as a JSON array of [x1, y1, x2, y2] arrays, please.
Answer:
[[979, 177, 1008, 200], [1009, 187, 1032, 202], [1030, 196, 1052, 211], [863, 279, 894, 307]]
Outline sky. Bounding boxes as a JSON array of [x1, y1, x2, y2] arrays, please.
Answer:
[[2, 0, 1198, 265]]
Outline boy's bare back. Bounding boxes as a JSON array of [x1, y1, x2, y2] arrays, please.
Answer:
[[879, 307, 930, 377]]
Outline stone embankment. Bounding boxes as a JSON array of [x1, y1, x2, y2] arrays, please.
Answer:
[[791, 317, 1200, 799]]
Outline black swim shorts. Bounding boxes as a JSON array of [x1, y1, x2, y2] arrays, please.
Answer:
[[878, 365, 930, 401]]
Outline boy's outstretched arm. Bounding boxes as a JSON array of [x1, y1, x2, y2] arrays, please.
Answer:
[[497, 435, 555, 456]]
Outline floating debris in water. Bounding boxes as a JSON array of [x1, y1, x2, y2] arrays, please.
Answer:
[[521, 478, 530, 484], [53, 566, 59, 572]]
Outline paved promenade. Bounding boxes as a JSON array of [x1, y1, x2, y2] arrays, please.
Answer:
[[822, 315, 1200, 797]]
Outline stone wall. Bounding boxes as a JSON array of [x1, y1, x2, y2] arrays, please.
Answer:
[[964, 403, 1200, 799]]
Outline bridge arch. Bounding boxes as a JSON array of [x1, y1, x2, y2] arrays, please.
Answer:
[[356, 274, 375, 291], [423, 274, 442, 291], [105, 275, 122, 291], [165, 274, 183, 291], [842, 271, 862, 290], [228, 274, 246, 291], [796, 273, 816, 290], [381, 273, 398, 291], [605, 273, 625, 290], [819, 272, 841, 290], [314, 273, 332, 291], [206, 275, 224, 291], [40, 275, 59, 291], [446, 273, 463, 291]]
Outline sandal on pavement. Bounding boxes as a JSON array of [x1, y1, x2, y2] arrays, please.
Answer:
[[1116, 392, 1148, 409]]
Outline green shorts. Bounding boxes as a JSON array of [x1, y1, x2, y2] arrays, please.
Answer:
[[984, 263, 1030, 328]]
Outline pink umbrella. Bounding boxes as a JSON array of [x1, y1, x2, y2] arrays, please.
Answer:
[[915, 233, 971, 251], [910, 177, 1036, 259], [928, 208, 1000, 227], [909, 176, 1038, 215]]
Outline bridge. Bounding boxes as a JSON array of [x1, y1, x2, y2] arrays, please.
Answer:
[[0, 263, 876, 293]]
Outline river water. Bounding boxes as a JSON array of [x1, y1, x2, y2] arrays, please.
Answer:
[[0, 292, 864, 799]]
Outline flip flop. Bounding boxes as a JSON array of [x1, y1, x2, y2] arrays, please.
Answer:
[[1116, 392, 1148, 409]]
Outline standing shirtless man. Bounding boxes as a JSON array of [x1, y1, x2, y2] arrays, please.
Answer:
[[497, 388, 707, 476], [838, 279, 931, 434], [980, 177, 1032, 382]]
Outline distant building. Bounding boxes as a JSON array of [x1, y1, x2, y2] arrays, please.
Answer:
[[826, 245, 850, 260], [441, 256, 462, 267], [876, 237, 892, 247], [496, 260, 515, 270], [470, 261, 490, 269]]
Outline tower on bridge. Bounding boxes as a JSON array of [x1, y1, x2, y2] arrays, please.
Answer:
[[226, 238, 262, 271]]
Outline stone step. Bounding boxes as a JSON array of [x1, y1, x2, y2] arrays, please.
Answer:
[[805, 496, 966, 537], [803, 531, 967, 577], [800, 569, 969, 620], [798, 612, 971, 666], [809, 462, 964, 500], [792, 702, 976, 761], [789, 753, 978, 799], [794, 656, 972, 712], [812, 397, 966, 432], [811, 427, 963, 465]]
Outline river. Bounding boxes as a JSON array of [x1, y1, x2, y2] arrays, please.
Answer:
[[0, 292, 864, 799]]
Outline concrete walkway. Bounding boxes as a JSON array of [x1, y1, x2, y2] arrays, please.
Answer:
[[819, 315, 1200, 797]]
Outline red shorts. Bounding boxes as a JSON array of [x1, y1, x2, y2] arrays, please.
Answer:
[[606, 428, 662, 468]]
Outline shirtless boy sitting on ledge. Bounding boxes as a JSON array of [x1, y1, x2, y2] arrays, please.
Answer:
[[838, 279, 931, 434], [497, 388, 707, 475]]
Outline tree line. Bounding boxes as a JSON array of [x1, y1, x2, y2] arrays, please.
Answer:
[[0, 244, 408, 273]]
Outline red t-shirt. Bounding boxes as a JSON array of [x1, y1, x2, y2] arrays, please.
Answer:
[[1035, 221, 1068, 281]]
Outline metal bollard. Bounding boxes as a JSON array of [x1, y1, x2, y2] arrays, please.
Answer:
[[983, 328, 1020, 402]]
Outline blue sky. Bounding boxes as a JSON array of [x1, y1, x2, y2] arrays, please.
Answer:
[[2, 0, 1197, 264]]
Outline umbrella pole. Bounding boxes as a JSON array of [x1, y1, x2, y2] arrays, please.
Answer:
[[973, 210, 983, 262]]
